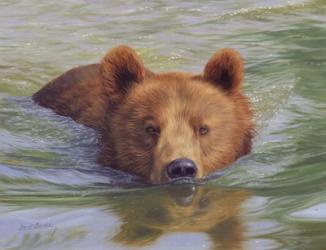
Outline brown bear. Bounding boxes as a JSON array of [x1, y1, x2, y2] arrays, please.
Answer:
[[33, 45, 254, 184]]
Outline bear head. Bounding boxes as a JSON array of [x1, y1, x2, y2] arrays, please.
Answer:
[[99, 46, 254, 184]]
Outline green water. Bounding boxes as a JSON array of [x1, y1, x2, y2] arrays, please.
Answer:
[[0, 0, 326, 249]]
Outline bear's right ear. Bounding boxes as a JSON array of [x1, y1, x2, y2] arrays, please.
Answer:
[[100, 45, 145, 102]]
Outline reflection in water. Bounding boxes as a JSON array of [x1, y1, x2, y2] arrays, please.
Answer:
[[110, 185, 249, 249], [0, 186, 250, 249]]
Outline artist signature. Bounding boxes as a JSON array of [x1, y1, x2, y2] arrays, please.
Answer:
[[19, 222, 55, 231]]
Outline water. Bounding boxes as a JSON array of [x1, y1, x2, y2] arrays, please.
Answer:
[[0, 0, 325, 249]]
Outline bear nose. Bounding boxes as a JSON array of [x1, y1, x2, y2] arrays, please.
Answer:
[[166, 158, 197, 179]]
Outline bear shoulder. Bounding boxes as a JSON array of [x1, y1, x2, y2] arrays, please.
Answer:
[[33, 64, 108, 129]]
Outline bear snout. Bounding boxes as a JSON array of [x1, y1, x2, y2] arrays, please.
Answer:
[[166, 158, 197, 180]]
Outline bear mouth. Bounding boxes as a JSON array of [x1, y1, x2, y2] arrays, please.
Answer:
[[167, 176, 202, 184], [164, 169, 226, 185]]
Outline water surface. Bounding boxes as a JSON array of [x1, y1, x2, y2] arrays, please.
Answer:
[[0, 0, 326, 249]]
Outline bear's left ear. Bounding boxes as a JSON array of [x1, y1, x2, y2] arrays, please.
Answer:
[[100, 45, 145, 102], [203, 48, 244, 94]]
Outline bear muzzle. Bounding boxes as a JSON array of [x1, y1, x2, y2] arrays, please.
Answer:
[[150, 155, 204, 184]]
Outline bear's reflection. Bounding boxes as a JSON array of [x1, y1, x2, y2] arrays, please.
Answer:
[[111, 185, 249, 249]]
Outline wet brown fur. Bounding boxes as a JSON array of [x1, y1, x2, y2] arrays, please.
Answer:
[[33, 45, 255, 184]]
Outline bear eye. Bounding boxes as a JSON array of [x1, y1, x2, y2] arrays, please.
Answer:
[[145, 125, 160, 135], [199, 126, 209, 135]]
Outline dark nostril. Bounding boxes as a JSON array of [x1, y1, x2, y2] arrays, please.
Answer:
[[166, 158, 197, 179], [171, 166, 182, 176], [186, 166, 195, 176]]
